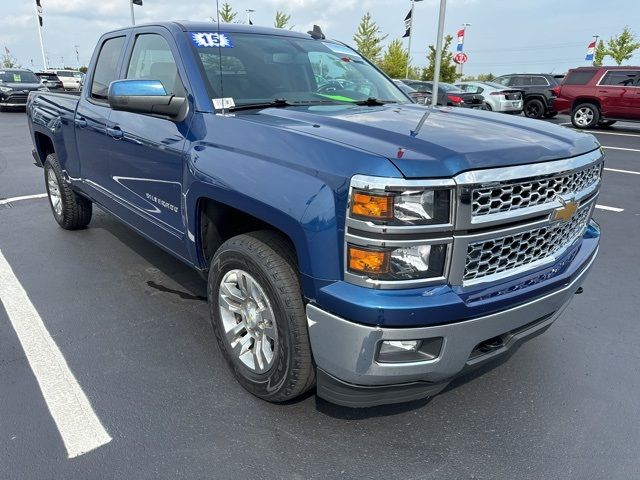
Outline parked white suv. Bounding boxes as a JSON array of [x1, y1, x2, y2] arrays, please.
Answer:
[[50, 70, 83, 91]]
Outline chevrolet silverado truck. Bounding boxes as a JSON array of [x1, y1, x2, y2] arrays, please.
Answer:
[[27, 22, 603, 408]]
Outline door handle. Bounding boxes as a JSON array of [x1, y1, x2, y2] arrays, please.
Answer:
[[107, 126, 124, 140], [75, 117, 87, 128]]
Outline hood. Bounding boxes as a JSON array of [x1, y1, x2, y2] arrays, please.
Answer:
[[235, 104, 600, 178], [1, 82, 43, 91]]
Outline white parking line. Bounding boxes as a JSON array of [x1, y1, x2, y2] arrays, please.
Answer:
[[602, 146, 640, 153], [0, 250, 112, 458], [595, 204, 624, 213], [0, 193, 47, 205], [605, 167, 640, 175], [588, 130, 640, 138]]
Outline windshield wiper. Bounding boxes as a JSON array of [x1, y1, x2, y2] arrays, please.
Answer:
[[229, 98, 348, 111]]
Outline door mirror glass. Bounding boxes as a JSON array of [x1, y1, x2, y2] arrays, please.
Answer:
[[108, 79, 187, 119]]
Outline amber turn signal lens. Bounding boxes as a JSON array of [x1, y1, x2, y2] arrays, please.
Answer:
[[348, 246, 390, 275], [351, 192, 393, 220]]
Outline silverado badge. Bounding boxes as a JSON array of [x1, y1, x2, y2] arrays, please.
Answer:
[[552, 197, 578, 223]]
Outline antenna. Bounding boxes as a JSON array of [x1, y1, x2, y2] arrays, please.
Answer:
[[215, 0, 226, 114], [307, 25, 325, 40]]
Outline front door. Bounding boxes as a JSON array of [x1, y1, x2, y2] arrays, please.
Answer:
[[105, 31, 191, 240]]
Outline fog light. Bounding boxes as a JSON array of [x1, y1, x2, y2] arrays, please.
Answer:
[[380, 340, 421, 354], [377, 338, 443, 363]]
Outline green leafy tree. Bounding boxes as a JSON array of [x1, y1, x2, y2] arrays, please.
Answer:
[[1, 52, 18, 68], [79, 66, 88, 74], [379, 39, 415, 79], [593, 40, 607, 66], [421, 35, 459, 83], [218, 2, 237, 23], [605, 26, 640, 65], [274, 11, 293, 29], [353, 12, 387, 64]]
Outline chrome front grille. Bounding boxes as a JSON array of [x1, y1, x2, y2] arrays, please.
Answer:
[[463, 206, 591, 282], [472, 163, 602, 217]]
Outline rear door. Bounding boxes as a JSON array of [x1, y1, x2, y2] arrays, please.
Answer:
[[597, 69, 640, 118], [76, 34, 127, 197], [105, 28, 191, 240]]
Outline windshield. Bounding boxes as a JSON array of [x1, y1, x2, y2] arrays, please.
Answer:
[[0, 70, 40, 84], [436, 83, 461, 92], [190, 31, 408, 107]]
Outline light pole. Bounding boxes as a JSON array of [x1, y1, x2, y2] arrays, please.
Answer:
[[458, 22, 471, 76], [405, 0, 424, 79], [431, 0, 447, 106], [246, 9, 255, 25]]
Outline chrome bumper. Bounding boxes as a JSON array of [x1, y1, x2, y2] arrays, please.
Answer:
[[308, 247, 597, 401]]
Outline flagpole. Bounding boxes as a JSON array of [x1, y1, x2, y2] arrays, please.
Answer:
[[34, 1, 47, 70], [405, 0, 415, 79], [431, 0, 447, 106], [130, 0, 136, 25]]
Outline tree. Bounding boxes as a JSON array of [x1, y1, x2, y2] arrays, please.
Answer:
[[593, 40, 607, 66], [218, 2, 237, 23], [421, 35, 459, 83], [605, 26, 640, 65], [353, 12, 387, 64], [379, 40, 411, 79], [1, 50, 18, 68], [274, 11, 293, 29]]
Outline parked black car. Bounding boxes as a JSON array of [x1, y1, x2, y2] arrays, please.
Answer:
[[35, 72, 64, 91], [401, 79, 484, 108], [493, 73, 562, 119], [0, 69, 46, 110], [392, 79, 430, 104]]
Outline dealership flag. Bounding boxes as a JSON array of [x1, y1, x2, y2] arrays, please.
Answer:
[[456, 28, 465, 52], [402, 9, 412, 38], [35, 0, 43, 26], [585, 40, 596, 61]]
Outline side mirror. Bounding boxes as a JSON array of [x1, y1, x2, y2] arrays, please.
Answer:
[[108, 79, 187, 120]]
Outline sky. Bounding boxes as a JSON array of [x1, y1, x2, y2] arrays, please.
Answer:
[[1, 0, 639, 76]]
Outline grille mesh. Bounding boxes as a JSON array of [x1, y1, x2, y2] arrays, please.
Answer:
[[464, 207, 591, 282], [472, 163, 602, 217]]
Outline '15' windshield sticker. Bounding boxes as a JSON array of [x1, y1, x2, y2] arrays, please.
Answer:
[[191, 32, 233, 48], [322, 42, 361, 59]]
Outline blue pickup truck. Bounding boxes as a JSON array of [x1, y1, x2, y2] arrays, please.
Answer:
[[27, 22, 602, 407]]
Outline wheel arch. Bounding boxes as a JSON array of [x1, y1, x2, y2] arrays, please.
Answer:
[[34, 132, 55, 165], [571, 97, 601, 112]]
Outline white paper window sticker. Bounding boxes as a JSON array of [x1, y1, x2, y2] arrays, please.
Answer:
[[212, 97, 235, 110]]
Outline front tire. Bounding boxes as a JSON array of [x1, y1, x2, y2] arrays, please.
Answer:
[[208, 231, 315, 403], [44, 154, 92, 229], [524, 98, 545, 119], [571, 103, 600, 129]]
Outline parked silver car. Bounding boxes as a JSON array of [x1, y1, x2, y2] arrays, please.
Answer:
[[455, 81, 523, 114]]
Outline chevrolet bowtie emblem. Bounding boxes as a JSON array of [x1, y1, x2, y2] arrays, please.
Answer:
[[552, 197, 578, 223]]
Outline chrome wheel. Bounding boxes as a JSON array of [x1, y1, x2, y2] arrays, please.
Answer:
[[47, 168, 63, 216], [218, 269, 278, 374], [574, 107, 594, 127]]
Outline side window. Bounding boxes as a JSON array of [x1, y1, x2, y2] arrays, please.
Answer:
[[564, 70, 597, 85], [600, 70, 640, 86], [511, 77, 526, 86], [531, 76, 550, 86], [90, 36, 126, 101], [126, 34, 185, 96]]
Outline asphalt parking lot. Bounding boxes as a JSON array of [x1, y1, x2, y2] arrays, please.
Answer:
[[1, 109, 639, 480]]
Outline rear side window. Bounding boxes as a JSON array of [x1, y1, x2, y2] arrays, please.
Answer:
[[530, 76, 550, 86], [91, 36, 126, 101], [564, 70, 597, 85], [600, 70, 640, 86], [126, 34, 185, 96]]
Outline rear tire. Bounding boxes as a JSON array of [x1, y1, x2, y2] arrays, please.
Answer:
[[483, 102, 493, 111], [208, 231, 315, 403], [44, 153, 92, 229], [571, 103, 600, 129], [524, 98, 545, 119]]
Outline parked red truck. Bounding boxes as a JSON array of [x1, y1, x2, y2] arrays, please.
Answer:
[[555, 66, 640, 129]]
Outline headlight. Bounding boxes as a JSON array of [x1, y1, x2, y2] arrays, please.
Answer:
[[350, 188, 451, 225], [347, 243, 447, 280], [0, 86, 12, 93]]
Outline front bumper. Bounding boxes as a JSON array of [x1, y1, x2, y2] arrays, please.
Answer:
[[308, 244, 598, 407]]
